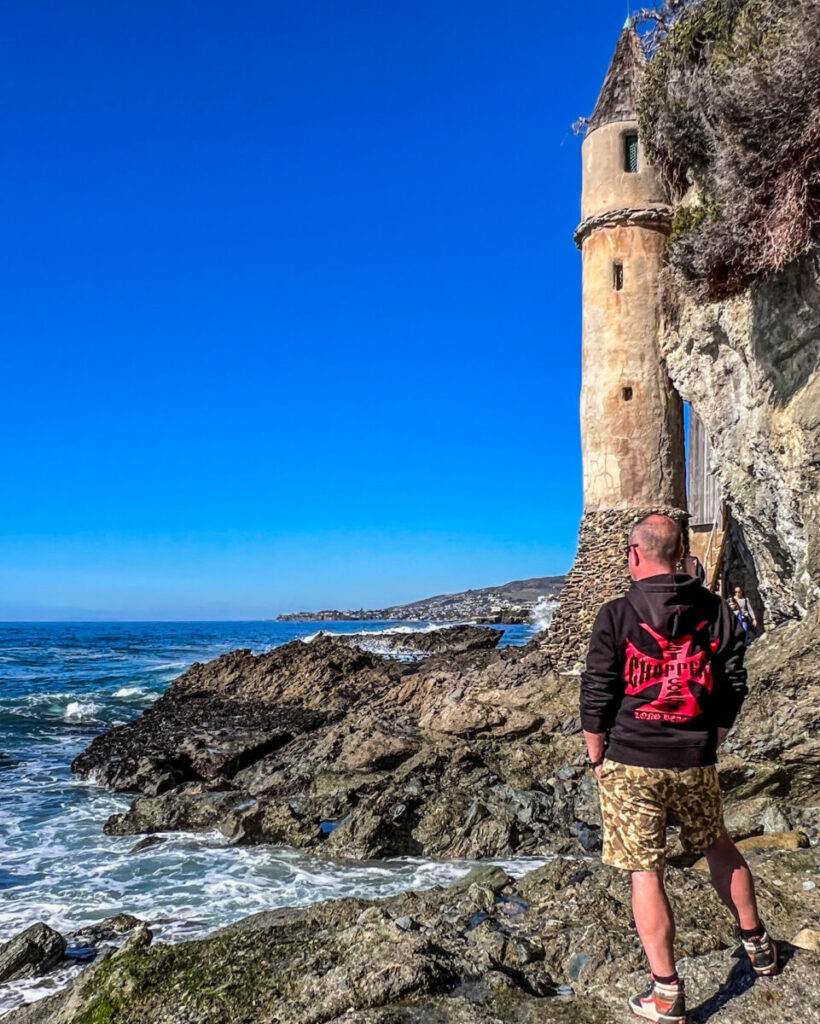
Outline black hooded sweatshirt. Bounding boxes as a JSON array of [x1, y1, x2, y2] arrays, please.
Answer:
[[580, 573, 748, 768]]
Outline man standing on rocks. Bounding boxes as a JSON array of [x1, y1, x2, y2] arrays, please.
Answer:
[[580, 513, 777, 1024]]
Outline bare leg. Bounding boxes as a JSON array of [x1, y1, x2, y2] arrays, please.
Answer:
[[703, 831, 762, 931], [632, 868, 677, 977]]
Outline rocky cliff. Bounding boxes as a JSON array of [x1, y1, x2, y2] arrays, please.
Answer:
[[639, 0, 820, 622], [658, 252, 820, 621]]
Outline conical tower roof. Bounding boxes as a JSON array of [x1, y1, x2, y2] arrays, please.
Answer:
[[587, 23, 647, 132]]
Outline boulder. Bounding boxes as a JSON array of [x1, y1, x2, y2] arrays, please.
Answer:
[[0, 922, 66, 983]]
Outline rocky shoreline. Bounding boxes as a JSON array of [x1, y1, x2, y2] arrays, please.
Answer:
[[3, 839, 819, 1023], [3, 617, 819, 1022]]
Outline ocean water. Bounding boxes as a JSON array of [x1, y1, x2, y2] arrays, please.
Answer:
[[0, 620, 541, 1013]]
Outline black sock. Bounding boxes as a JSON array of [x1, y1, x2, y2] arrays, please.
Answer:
[[652, 971, 679, 986], [740, 924, 766, 941]]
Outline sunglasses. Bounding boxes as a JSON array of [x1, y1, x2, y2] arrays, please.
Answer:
[[624, 543, 639, 559]]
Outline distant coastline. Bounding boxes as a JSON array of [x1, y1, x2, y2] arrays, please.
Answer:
[[275, 575, 565, 624]]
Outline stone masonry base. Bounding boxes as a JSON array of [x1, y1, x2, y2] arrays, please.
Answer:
[[542, 506, 689, 674]]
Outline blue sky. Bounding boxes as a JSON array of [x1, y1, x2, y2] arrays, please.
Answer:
[[1, 1, 635, 619]]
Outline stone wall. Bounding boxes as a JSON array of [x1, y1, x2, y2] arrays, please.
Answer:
[[542, 506, 688, 674]]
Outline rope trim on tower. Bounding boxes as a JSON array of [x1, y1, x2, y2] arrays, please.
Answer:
[[574, 205, 673, 248]]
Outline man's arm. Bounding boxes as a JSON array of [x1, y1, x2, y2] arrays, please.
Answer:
[[713, 600, 749, 731], [580, 604, 623, 768]]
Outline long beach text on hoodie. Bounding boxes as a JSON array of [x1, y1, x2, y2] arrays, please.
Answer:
[[580, 573, 748, 768]]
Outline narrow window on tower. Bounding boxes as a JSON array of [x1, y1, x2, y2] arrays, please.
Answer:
[[613, 261, 624, 291], [624, 132, 639, 173], [622, 386, 633, 401]]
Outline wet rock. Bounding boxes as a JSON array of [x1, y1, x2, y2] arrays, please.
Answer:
[[129, 835, 166, 854], [0, 922, 66, 983], [71, 636, 403, 793]]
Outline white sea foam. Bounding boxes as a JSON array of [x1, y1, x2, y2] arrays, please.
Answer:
[[300, 622, 457, 645], [0, 799, 553, 1014], [531, 596, 558, 632], [112, 686, 148, 698], [63, 701, 103, 722]]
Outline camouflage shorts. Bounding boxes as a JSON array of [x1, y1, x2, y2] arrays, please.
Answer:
[[597, 759, 725, 871]]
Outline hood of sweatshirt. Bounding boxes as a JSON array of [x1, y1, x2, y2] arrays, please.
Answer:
[[625, 573, 708, 638]]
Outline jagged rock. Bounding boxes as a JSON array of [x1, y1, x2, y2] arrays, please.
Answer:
[[104, 788, 252, 836], [6, 852, 818, 1024], [722, 796, 792, 840], [70, 632, 587, 861], [68, 593, 820, 871], [761, 804, 793, 835], [71, 637, 406, 793], [419, 701, 540, 737], [334, 732, 421, 771], [0, 923, 66, 983], [129, 835, 166, 854]]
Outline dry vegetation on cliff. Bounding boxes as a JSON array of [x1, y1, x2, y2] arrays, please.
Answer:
[[638, 0, 820, 299]]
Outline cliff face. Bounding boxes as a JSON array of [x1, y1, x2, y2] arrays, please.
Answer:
[[660, 252, 820, 621], [639, 0, 820, 622]]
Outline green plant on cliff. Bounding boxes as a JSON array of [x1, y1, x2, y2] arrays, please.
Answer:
[[666, 197, 721, 245], [637, 0, 820, 299]]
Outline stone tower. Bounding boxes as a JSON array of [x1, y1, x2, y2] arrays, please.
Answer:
[[541, 23, 687, 672], [575, 22, 685, 512]]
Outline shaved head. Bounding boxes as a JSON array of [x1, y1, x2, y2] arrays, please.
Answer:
[[629, 514, 683, 568]]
